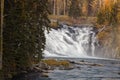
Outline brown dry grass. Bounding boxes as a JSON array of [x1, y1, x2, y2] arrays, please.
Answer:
[[49, 15, 97, 27], [41, 59, 70, 67]]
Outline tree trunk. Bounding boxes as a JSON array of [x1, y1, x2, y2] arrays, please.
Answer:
[[53, 0, 56, 15], [57, 0, 59, 15], [63, 0, 66, 15], [0, 0, 4, 70], [99, 0, 102, 8]]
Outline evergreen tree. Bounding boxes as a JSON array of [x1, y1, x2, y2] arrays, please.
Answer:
[[3, 0, 50, 78], [69, 0, 82, 19]]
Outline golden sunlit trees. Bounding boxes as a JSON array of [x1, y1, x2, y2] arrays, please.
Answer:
[[97, 0, 120, 58], [97, 0, 119, 25]]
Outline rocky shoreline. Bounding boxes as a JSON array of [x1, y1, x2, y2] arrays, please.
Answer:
[[11, 58, 111, 80]]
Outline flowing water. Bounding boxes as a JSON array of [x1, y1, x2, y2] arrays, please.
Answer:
[[47, 58, 120, 80], [21, 58, 120, 80], [42, 24, 120, 80], [14, 24, 120, 80], [44, 24, 99, 58]]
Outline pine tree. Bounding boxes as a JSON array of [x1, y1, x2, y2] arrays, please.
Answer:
[[3, 0, 50, 78], [69, 0, 82, 19]]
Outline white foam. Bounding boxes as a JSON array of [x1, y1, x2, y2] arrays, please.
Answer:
[[44, 24, 98, 58]]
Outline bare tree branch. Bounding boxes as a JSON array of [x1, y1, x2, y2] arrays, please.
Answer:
[[98, 25, 106, 33]]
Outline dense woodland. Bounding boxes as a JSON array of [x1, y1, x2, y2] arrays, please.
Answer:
[[48, 0, 120, 24], [1, 0, 50, 79], [0, 0, 120, 80]]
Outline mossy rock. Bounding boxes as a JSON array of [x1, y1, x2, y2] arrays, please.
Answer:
[[42, 59, 59, 66], [59, 60, 70, 67], [41, 59, 70, 67]]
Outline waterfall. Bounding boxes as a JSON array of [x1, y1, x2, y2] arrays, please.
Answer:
[[44, 24, 99, 58]]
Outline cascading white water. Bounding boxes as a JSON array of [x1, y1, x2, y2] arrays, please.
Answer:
[[44, 24, 99, 58]]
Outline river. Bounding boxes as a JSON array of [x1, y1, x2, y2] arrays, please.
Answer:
[[42, 57, 120, 80], [41, 24, 120, 80]]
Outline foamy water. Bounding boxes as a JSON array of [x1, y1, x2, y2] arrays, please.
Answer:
[[44, 24, 98, 58]]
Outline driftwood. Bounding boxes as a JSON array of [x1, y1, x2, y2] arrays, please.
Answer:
[[98, 25, 106, 33]]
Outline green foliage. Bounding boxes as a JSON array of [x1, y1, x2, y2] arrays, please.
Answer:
[[3, 0, 50, 78], [69, 0, 82, 19], [0, 70, 3, 80]]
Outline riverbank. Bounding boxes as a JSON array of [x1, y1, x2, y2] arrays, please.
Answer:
[[11, 58, 120, 80], [49, 15, 97, 28], [11, 59, 73, 80]]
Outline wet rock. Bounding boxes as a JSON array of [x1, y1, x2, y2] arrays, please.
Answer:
[[59, 65, 74, 70], [118, 72, 120, 75], [76, 66, 81, 70], [80, 60, 85, 62], [38, 62, 49, 70], [70, 61, 103, 67], [69, 61, 76, 64], [33, 67, 42, 72], [41, 73, 49, 77], [48, 66, 55, 70], [90, 63, 103, 66], [66, 66, 74, 70]]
